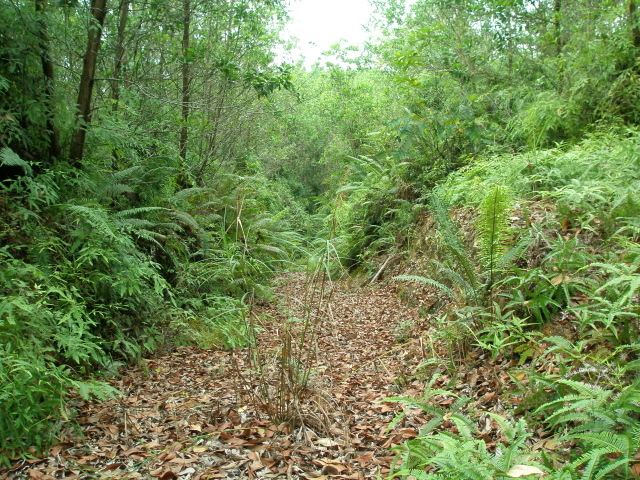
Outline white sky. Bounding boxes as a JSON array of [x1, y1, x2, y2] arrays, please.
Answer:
[[277, 0, 378, 66]]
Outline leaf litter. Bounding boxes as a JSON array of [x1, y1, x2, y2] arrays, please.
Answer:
[[3, 271, 555, 479]]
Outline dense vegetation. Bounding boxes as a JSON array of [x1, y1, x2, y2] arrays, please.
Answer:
[[2, 0, 640, 477]]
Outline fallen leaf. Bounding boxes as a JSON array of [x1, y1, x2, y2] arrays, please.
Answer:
[[315, 438, 337, 447], [122, 446, 145, 457], [159, 471, 178, 480], [514, 372, 527, 382], [506, 465, 545, 477]]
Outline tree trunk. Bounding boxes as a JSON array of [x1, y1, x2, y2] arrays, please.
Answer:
[[69, 0, 108, 164], [553, 0, 564, 92], [111, 0, 130, 112], [554, 0, 562, 56], [35, 0, 60, 159], [179, 0, 190, 160], [631, 0, 640, 50], [177, 0, 191, 188]]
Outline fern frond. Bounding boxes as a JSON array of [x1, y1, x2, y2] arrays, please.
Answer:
[[171, 187, 216, 202], [99, 183, 135, 198], [167, 210, 201, 231], [129, 229, 166, 245], [556, 379, 607, 398], [497, 234, 532, 269], [114, 206, 166, 218], [64, 205, 116, 238], [438, 267, 476, 300], [615, 377, 640, 412], [572, 431, 630, 453], [570, 447, 614, 480], [0, 147, 33, 176], [110, 165, 142, 180], [116, 218, 157, 229], [393, 274, 457, 299], [430, 193, 480, 303], [477, 185, 512, 292], [591, 458, 633, 480]]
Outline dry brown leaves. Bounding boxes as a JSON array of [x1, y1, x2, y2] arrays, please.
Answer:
[[3, 272, 535, 480]]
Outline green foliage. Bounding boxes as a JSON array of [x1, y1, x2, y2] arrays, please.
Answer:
[[0, 158, 310, 456], [389, 375, 640, 480], [429, 193, 480, 304], [573, 258, 640, 345], [471, 304, 541, 362], [0, 148, 33, 176], [476, 185, 512, 293], [0, 347, 119, 464], [5, 0, 640, 466], [388, 377, 542, 480], [332, 153, 417, 270], [395, 189, 520, 310], [528, 378, 640, 480], [536, 378, 640, 436]]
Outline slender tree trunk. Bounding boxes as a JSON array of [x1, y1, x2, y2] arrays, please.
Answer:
[[179, 0, 190, 158], [553, 0, 564, 92], [35, 0, 60, 159], [110, 0, 129, 167], [177, 0, 191, 188], [631, 0, 640, 50], [111, 0, 130, 112], [69, 0, 108, 164], [554, 0, 562, 56]]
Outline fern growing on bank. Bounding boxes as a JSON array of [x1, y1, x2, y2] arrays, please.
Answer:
[[389, 378, 544, 479], [429, 193, 481, 304], [395, 188, 518, 308], [476, 185, 512, 294]]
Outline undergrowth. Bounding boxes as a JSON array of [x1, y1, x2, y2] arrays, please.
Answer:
[[388, 130, 640, 479], [0, 156, 309, 461]]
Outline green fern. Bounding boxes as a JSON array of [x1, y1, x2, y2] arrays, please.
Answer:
[[64, 204, 118, 238], [395, 192, 521, 307], [0, 147, 33, 176], [430, 194, 480, 301], [390, 409, 541, 480], [393, 274, 457, 299], [569, 429, 639, 480], [536, 377, 640, 438], [476, 185, 512, 294]]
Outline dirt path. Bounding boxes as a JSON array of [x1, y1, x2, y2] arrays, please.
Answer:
[[6, 273, 438, 480]]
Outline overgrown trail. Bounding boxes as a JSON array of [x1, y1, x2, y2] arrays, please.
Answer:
[[8, 273, 436, 480]]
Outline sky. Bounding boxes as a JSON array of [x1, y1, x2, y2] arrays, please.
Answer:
[[277, 0, 379, 66]]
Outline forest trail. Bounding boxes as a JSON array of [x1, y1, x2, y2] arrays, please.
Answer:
[[8, 272, 441, 480]]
